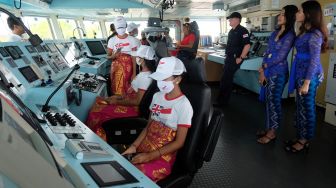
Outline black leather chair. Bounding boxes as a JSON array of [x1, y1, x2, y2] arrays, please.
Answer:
[[157, 57, 223, 188], [104, 57, 224, 187]]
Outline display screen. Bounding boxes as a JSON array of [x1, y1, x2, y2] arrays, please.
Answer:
[[32, 55, 47, 67], [91, 164, 126, 182], [148, 17, 161, 27], [257, 44, 268, 57], [18, 66, 39, 83], [46, 43, 58, 53], [56, 43, 76, 67], [13, 46, 23, 55], [85, 41, 106, 56], [81, 161, 138, 187], [35, 45, 45, 53], [25, 45, 37, 53], [56, 43, 66, 52], [42, 45, 49, 52], [4, 46, 21, 60], [0, 47, 10, 57]]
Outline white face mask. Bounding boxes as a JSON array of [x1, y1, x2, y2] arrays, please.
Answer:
[[116, 27, 126, 35], [136, 57, 142, 66], [157, 80, 174, 94]]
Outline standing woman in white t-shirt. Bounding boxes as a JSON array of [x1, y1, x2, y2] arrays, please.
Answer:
[[87, 45, 156, 141], [107, 16, 139, 96], [122, 57, 193, 182]]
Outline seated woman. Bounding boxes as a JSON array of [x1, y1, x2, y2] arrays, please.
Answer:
[[122, 57, 193, 182], [86, 45, 157, 141], [176, 23, 196, 62], [107, 16, 139, 96]]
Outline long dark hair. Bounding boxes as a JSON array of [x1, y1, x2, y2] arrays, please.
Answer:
[[299, 0, 328, 52], [278, 5, 298, 39], [143, 59, 156, 72]]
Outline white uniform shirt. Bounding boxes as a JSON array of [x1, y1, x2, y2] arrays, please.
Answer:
[[7, 33, 22, 42], [131, 71, 152, 92], [149, 92, 193, 131], [107, 35, 139, 56]]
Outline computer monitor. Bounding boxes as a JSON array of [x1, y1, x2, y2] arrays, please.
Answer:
[[85, 41, 106, 56], [147, 17, 161, 27], [4, 46, 21, 60], [26, 45, 37, 53], [0, 47, 10, 57], [257, 44, 268, 57], [46, 43, 58, 53], [81, 161, 138, 187], [18, 66, 39, 83], [55, 43, 77, 67]]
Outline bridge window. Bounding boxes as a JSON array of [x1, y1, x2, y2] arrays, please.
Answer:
[[194, 19, 221, 46], [105, 21, 114, 37], [58, 18, 79, 39], [0, 13, 11, 42], [83, 20, 102, 39], [22, 16, 54, 40]]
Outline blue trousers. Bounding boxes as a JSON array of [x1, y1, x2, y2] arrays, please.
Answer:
[[295, 76, 319, 140], [265, 75, 287, 130]]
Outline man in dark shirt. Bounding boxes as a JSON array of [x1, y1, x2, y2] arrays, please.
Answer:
[[217, 12, 250, 106]]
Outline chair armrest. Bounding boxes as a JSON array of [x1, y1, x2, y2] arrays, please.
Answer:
[[200, 108, 224, 162], [157, 173, 193, 188]]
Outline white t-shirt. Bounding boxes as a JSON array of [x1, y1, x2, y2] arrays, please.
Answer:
[[107, 35, 139, 56], [7, 33, 22, 42], [149, 92, 193, 131], [131, 71, 152, 92]]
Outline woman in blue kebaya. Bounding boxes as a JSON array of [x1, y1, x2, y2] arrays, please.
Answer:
[[285, 0, 328, 153], [257, 5, 298, 144]]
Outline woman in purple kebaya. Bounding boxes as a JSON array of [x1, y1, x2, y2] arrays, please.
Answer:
[[285, 0, 328, 153], [257, 5, 298, 144]]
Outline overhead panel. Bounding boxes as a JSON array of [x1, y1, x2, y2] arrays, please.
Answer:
[[49, 0, 150, 9]]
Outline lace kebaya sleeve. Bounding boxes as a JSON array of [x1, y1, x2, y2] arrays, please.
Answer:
[[305, 31, 322, 80]]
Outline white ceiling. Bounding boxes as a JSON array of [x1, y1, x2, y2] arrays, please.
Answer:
[[2, 0, 254, 20]]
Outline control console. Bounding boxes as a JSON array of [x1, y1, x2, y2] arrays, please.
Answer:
[[44, 111, 84, 134], [72, 72, 104, 93]]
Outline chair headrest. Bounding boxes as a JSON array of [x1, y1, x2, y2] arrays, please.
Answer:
[[190, 21, 199, 34], [183, 57, 207, 84]]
